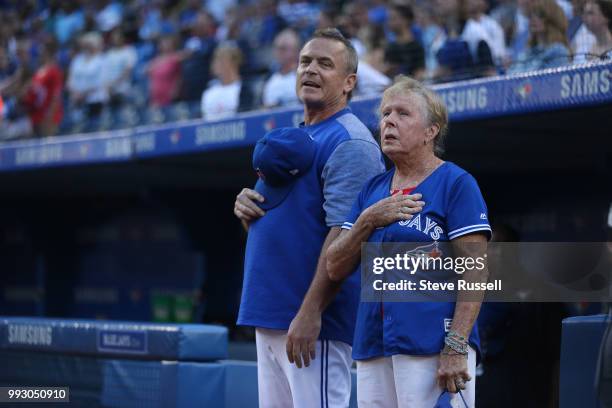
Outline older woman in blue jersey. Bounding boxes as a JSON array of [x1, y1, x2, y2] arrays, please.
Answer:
[[327, 76, 491, 407]]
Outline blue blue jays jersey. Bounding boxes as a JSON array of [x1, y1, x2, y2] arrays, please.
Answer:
[[342, 162, 491, 360]]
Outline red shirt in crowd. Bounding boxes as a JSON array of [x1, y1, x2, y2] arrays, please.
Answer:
[[23, 63, 64, 126], [148, 54, 181, 107]]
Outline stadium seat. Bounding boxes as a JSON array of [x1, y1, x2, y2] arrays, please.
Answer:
[[167, 102, 192, 122], [143, 106, 167, 125], [116, 105, 142, 129]]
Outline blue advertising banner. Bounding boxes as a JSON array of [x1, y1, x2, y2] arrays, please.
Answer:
[[97, 330, 148, 354], [0, 129, 133, 171], [0, 62, 608, 172], [0, 317, 227, 361]]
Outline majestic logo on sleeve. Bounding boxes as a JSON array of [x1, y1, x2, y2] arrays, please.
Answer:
[[398, 214, 444, 240]]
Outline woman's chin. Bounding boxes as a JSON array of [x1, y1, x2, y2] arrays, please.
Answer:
[[382, 145, 401, 158]]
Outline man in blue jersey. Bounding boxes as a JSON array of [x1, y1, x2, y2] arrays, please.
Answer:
[[233, 28, 398, 407]]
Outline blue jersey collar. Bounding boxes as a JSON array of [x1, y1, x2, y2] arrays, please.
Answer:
[[299, 107, 351, 130]]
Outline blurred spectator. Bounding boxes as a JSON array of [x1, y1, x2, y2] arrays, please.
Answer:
[[206, 0, 237, 24], [346, 2, 371, 33], [558, 0, 575, 19], [178, 0, 205, 30], [215, 6, 255, 74], [240, 0, 287, 74], [336, 3, 368, 57], [277, 0, 320, 37], [201, 44, 243, 120], [384, 3, 425, 79], [464, 0, 507, 66], [216, 6, 243, 43], [491, 0, 531, 66], [0, 37, 35, 140], [317, 8, 336, 30], [67, 32, 108, 120], [509, 0, 572, 73], [569, 0, 598, 63], [0, 47, 17, 81], [254, 0, 288, 46], [53, 1, 85, 45], [138, 1, 175, 42], [581, 0, 612, 60], [103, 28, 137, 108], [0, 0, 601, 138], [356, 24, 391, 95], [180, 11, 217, 102], [95, 0, 123, 32], [262, 29, 300, 108], [21, 37, 63, 137], [368, 0, 388, 25], [147, 34, 182, 107], [433, 0, 496, 81], [414, 2, 446, 79]]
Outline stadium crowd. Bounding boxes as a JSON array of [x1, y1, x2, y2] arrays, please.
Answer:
[[0, 0, 610, 139]]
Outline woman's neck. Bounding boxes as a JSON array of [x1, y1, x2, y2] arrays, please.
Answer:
[[392, 153, 443, 188]]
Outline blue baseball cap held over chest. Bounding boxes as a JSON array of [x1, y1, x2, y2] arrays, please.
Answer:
[[252, 127, 316, 210]]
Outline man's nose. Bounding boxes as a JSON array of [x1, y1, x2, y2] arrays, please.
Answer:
[[303, 61, 318, 74]]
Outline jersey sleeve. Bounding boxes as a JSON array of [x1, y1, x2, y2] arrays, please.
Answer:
[[321, 139, 385, 227], [446, 173, 492, 240], [341, 185, 368, 231]]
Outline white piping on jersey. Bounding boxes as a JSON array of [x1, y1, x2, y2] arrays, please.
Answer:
[[448, 224, 492, 239]]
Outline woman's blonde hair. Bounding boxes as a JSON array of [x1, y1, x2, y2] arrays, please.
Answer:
[[529, 0, 569, 48], [380, 76, 449, 157]]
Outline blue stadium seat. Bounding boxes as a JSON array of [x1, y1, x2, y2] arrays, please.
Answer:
[[188, 101, 201, 119], [92, 109, 114, 132], [115, 105, 142, 129], [132, 83, 148, 109], [143, 106, 167, 125], [167, 102, 191, 122], [69, 120, 88, 135]]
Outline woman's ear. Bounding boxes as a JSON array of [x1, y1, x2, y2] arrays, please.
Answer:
[[426, 124, 440, 142]]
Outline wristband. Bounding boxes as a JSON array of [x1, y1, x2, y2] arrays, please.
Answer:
[[444, 333, 468, 355]]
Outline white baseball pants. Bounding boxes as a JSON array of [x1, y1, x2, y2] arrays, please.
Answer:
[[255, 328, 353, 408], [356, 348, 477, 408]]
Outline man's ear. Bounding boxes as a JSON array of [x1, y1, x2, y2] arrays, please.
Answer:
[[344, 73, 357, 95]]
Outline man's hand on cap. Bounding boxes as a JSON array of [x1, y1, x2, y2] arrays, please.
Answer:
[[234, 188, 266, 226]]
